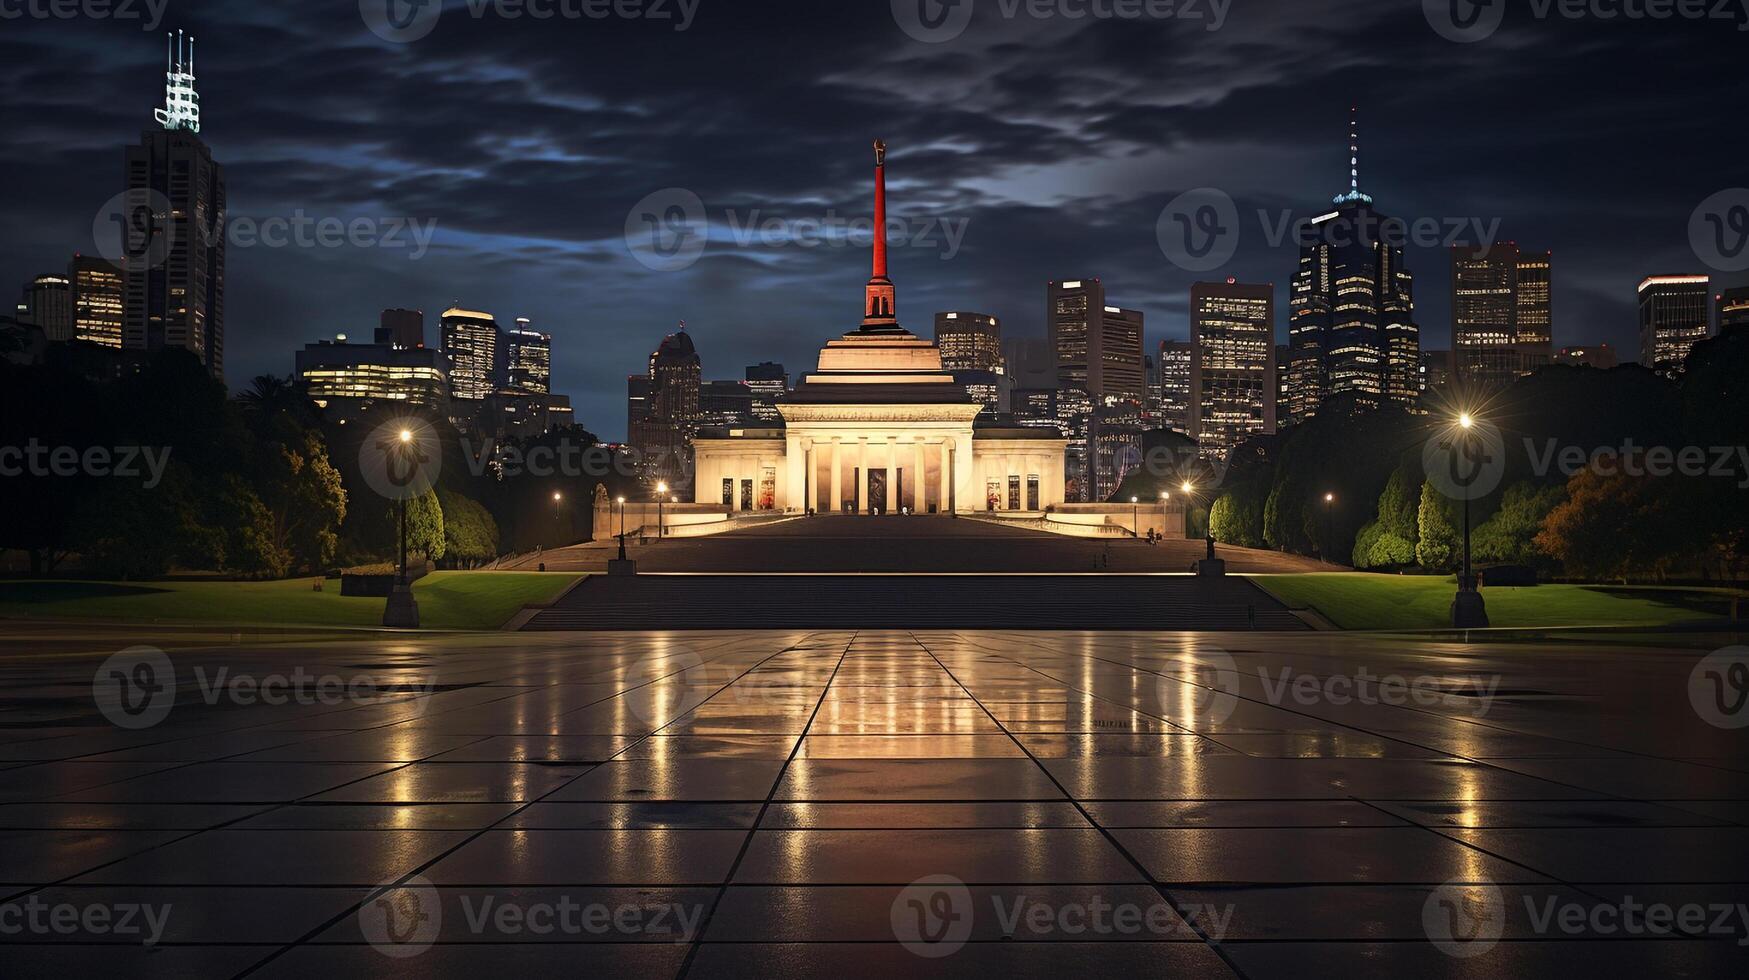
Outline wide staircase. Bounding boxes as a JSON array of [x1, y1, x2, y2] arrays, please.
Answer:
[[521, 573, 1307, 631]]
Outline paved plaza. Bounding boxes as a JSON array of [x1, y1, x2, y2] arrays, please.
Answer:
[[2, 624, 1747, 977]]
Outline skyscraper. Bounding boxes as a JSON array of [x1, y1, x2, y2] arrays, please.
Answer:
[[294, 335, 449, 424], [1157, 339, 1192, 433], [1190, 280, 1276, 458], [69, 255, 124, 348], [123, 31, 225, 377], [934, 312, 1003, 372], [19, 275, 72, 341], [1718, 286, 1749, 334], [504, 318, 552, 393], [376, 308, 425, 349], [629, 325, 701, 491], [1285, 108, 1417, 423], [1451, 243, 1553, 388], [1638, 275, 1711, 377], [440, 308, 501, 400]]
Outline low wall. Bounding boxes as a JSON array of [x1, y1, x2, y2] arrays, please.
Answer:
[[593, 501, 733, 540], [1047, 502, 1184, 539]]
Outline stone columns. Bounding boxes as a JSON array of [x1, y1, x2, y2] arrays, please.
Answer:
[[936, 440, 950, 514], [910, 440, 924, 513], [830, 438, 843, 513], [855, 437, 868, 513], [885, 437, 897, 515]]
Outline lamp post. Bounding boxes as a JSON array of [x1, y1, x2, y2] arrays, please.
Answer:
[[616, 496, 626, 538], [1449, 412, 1490, 628], [380, 427, 420, 628], [1323, 492, 1335, 563], [1130, 496, 1139, 538], [551, 490, 563, 544], [656, 481, 668, 539]]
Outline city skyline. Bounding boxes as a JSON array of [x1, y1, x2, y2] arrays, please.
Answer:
[[5, 2, 1747, 440]]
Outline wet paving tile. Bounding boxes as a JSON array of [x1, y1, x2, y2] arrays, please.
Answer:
[[1370, 799, 1732, 829], [421, 735, 632, 762], [760, 802, 1091, 829], [309, 762, 591, 803], [687, 942, 1236, 978], [311, 885, 717, 943], [734, 829, 1141, 884], [1114, 827, 1553, 884], [51, 762, 402, 804], [1446, 827, 1749, 882], [0, 828, 189, 884], [1083, 801, 1409, 829], [423, 829, 746, 885], [545, 759, 784, 802], [776, 760, 1064, 801], [1223, 939, 1746, 980], [247, 943, 688, 978], [705, 883, 1195, 941], [70, 829, 469, 886], [230, 803, 522, 830], [0, 802, 268, 830], [505, 802, 763, 830], [798, 735, 1026, 759], [0, 885, 364, 943]]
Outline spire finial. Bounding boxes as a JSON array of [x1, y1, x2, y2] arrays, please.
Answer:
[[153, 30, 202, 133], [1332, 105, 1372, 205], [860, 139, 898, 331]]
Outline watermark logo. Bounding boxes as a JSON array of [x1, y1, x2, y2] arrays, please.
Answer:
[[1690, 646, 1749, 730], [1157, 188, 1239, 272], [892, 0, 976, 42], [1158, 646, 1239, 725], [0, 441, 172, 487], [1423, 880, 1506, 957], [1423, 418, 1506, 501], [361, 418, 442, 502], [626, 188, 709, 272], [92, 189, 175, 272], [360, 875, 441, 958], [360, 0, 444, 42], [1424, 0, 1505, 42], [891, 875, 974, 957], [91, 646, 175, 730], [1691, 188, 1749, 272]]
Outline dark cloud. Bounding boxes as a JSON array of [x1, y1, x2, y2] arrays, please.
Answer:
[[3, 0, 1745, 438]]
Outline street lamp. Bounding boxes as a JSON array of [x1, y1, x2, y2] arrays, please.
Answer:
[[656, 481, 668, 539], [1130, 496, 1139, 538], [552, 491, 563, 544], [380, 426, 421, 628], [1449, 412, 1489, 628], [1323, 492, 1335, 563], [616, 496, 626, 538]]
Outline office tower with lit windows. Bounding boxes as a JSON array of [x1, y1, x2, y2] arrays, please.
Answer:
[[1049, 280, 1144, 403], [1451, 244, 1552, 388], [69, 255, 124, 348], [294, 336, 449, 424], [376, 308, 425, 349], [19, 274, 72, 341], [934, 311, 1003, 372], [1718, 286, 1749, 334], [745, 362, 788, 421], [1285, 108, 1417, 422], [123, 31, 226, 377], [1190, 280, 1276, 459], [1157, 339, 1192, 433], [628, 325, 702, 491], [505, 318, 552, 393], [1638, 275, 1711, 377], [440, 308, 502, 400]]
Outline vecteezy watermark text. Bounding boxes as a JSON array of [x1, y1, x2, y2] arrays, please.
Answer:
[[0, 897, 173, 945], [892, 0, 1232, 44], [361, 0, 699, 44], [0, 441, 172, 488], [0, 0, 169, 30]]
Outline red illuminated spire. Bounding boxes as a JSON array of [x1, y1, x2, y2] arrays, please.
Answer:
[[861, 139, 898, 331]]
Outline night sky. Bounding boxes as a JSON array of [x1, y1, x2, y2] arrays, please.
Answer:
[[7, 0, 1746, 439]]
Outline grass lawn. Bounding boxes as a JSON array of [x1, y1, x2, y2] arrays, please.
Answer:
[[1249, 573, 1743, 631], [0, 571, 583, 631]]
